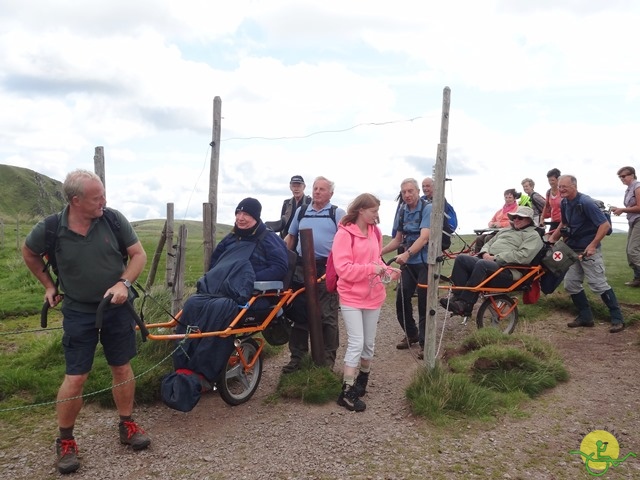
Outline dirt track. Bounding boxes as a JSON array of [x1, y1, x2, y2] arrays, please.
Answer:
[[3, 303, 640, 479]]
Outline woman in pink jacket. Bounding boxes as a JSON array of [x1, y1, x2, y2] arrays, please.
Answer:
[[331, 193, 400, 412]]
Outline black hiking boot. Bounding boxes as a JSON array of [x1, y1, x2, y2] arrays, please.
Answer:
[[337, 383, 366, 412], [352, 371, 369, 397]]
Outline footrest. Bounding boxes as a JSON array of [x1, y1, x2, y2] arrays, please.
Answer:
[[253, 281, 283, 292]]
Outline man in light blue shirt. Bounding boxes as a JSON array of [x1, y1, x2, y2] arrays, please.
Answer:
[[283, 176, 346, 373]]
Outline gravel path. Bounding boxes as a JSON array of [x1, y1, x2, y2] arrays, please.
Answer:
[[3, 303, 640, 479]]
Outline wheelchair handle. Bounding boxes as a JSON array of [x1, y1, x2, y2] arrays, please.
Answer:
[[41, 301, 49, 328], [383, 256, 399, 266], [96, 294, 149, 342]]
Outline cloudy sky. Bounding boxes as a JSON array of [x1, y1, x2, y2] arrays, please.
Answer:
[[1, 0, 638, 234]]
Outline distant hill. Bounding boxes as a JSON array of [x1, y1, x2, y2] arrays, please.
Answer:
[[0, 164, 65, 221]]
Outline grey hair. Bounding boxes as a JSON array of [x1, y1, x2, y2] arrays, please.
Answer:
[[314, 176, 335, 193], [400, 178, 419, 190], [521, 178, 535, 188], [63, 169, 103, 202], [559, 174, 577, 186]]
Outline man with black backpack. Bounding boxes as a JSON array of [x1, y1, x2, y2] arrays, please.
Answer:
[[381, 178, 432, 354], [279, 175, 312, 240], [281, 176, 346, 373], [22, 169, 149, 474], [548, 174, 625, 333]]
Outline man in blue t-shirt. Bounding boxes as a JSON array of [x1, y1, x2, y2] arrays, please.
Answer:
[[382, 178, 431, 353], [282, 176, 346, 373], [548, 175, 624, 333]]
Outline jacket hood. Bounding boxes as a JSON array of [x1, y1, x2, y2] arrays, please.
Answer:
[[339, 222, 372, 238]]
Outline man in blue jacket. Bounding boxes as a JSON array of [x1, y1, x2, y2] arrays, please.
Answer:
[[548, 175, 625, 333]]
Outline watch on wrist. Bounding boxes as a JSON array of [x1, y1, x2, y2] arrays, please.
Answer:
[[120, 278, 131, 288]]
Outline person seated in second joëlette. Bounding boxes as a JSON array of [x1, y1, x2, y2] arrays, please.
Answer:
[[441, 206, 543, 316]]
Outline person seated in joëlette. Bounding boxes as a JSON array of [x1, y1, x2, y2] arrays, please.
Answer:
[[440, 205, 543, 316]]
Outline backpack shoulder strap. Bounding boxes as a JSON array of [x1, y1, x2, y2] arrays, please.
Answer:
[[43, 212, 62, 273], [297, 204, 338, 227], [102, 207, 128, 263], [297, 204, 309, 222]]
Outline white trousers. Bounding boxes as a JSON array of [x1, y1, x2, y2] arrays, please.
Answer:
[[340, 305, 381, 368]]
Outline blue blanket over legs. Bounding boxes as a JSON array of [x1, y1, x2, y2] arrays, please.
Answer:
[[173, 241, 257, 382]]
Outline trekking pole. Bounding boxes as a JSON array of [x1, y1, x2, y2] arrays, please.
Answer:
[[40, 301, 49, 328]]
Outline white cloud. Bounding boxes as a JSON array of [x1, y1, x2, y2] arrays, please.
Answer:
[[0, 0, 638, 237]]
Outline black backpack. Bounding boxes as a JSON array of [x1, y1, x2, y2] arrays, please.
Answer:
[[297, 204, 338, 227], [560, 194, 612, 238], [42, 207, 128, 280], [397, 199, 452, 252]]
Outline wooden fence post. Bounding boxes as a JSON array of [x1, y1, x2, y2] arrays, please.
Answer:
[[166, 203, 175, 287], [171, 224, 187, 315], [424, 87, 451, 369]]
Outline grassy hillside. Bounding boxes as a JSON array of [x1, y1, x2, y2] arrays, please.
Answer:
[[0, 165, 65, 221]]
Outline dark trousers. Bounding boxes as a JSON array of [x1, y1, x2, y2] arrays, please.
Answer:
[[287, 280, 339, 368], [395, 263, 428, 345], [450, 255, 513, 304]]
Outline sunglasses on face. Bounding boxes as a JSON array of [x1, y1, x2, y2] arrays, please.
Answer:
[[619, 173, 631, 179], [512, 216, 526, 220]]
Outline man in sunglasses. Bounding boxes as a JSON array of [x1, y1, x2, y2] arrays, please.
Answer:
[[440, 206, 543, 316]]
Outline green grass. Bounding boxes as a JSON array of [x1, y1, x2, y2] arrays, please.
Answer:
[[0, 207, 638, 424], [274, 355, 342, 404], [406, 328, 568, 424]]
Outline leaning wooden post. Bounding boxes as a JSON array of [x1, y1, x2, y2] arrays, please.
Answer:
[[145, 221, 167, 290], [172, 224, 187, 314], [300, 228, 324, 366], [424, 86, 451, 369], [165, 203, 175, 287]]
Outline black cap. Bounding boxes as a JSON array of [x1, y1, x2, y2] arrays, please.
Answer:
[[290, 175, 305, 184], [235, 197, 262, 221]]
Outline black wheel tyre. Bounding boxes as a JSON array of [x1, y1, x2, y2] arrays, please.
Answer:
[[217, 338, 263, 406], [476, 294, 518, 334]]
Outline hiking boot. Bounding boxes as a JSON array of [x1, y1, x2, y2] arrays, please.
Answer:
[[440, 298, 472, 317], [56, 438, 80, 474], [352, 371, 369, 397], [337, 383, 366, 412], [119, 420, 151, 450], [609, 322, 625, 333], [624, 279, 640, 287], [396, 335, 419, 349], [567, 318, 594, 328], [281, 359, 301, 374]]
